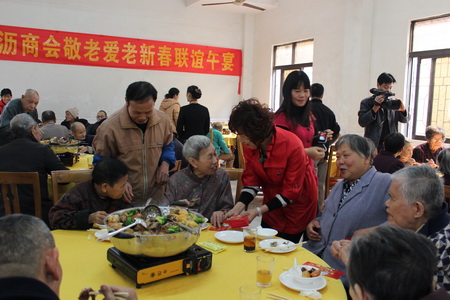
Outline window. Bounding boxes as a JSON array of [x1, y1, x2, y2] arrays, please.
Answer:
[[407, 14, 450, 140], [271, 40, 314, 111]]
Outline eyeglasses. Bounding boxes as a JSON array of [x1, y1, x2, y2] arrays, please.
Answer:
[[431, 138, 444, 143]]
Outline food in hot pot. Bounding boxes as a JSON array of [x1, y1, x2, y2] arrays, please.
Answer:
[[107, 208, 205, 235]]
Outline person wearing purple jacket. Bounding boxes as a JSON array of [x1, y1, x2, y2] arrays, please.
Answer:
[[373, 132, 405, 174]]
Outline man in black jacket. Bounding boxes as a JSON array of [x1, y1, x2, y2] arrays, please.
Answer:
[[311, 83, 340, 210]]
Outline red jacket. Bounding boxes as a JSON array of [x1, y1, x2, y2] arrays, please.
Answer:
[[242, 126, 318, 234], [0, 100, 7, 114]]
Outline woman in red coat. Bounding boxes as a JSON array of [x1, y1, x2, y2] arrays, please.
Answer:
[[226, 99, 317, 242]]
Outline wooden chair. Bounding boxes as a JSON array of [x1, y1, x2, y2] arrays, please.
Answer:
[[169, 160, 182, 173], [0, 172, 42, 218], [324, 145, 342, 199], [223, 168, 243, 203], [51, 170, 93, 204], [444, 185, 450, 213]]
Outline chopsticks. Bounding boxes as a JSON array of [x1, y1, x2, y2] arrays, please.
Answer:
[[266, 292, 293, 300], [88, 291, 129, 300], [262, 241, 307, 252]]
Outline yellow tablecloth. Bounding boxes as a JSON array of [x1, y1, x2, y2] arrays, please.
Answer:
[[223, 133, 237, 147], [54, 229, 346, 300], [69, 154, 93, 170]]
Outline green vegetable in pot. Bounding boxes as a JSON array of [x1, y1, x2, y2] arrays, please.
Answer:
[[168, 225, 180, 233], [156, 216, 167, 225], [194, 217, 205, 224], [126, 209, 138, 217], [123, 216, 134, 226]]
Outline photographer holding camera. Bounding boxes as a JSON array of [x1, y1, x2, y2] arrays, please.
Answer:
[[358, 72, 408, 151]]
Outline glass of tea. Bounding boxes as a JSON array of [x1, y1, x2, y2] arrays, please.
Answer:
[[243, 227, 256, 252], [256, 255, 274, 288]]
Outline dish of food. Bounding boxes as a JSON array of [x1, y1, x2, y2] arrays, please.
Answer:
[[259, 239, 297, 253], [106, 207, 206, 235], [279, 271, 327, 291], [214, 230, 244, 243], [41, 137, 80, 154]]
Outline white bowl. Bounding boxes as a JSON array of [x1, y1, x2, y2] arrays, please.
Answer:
[[290, 265, 322, 285], [257, 228, 278, 240]]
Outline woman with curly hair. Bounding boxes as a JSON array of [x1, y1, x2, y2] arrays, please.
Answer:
[[225, 98, 318, 242]]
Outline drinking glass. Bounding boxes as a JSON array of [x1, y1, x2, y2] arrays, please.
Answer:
[[256, 255, 274, 287]]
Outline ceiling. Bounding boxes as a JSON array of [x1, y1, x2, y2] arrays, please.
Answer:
[[185, 0, 278, 14]]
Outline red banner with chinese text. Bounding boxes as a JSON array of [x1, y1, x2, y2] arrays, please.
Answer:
[[0, 25, 242, 77]]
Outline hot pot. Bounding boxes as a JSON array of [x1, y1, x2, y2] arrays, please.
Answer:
[[104, 207, 205, 258]]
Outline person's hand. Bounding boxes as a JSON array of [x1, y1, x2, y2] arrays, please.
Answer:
[[88, 211, 108, 224], [211, 210, 227, 227], [331, 240, 352, 266], [78, 146, 88, 154], [305, 146, 325, 160], [225, 202, 246, 219], [156, 162, 170, 185], [324, 129, 334, 141], [395, 98, 406, 112], [306, 219, 321, 241], [427, 159, 438, 168], [404, 157, 418, 167], [78, 285, 137, 300], [239, 209, 258, 222], [122, 182, 133, 203], [98, 285, 138, 300], [372, 94, 385, 112]]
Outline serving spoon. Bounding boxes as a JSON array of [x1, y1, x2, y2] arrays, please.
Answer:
[[96, 218, 147, 241]]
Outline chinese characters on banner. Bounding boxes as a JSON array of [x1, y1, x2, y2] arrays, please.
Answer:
[[0, 25, 242, 77]]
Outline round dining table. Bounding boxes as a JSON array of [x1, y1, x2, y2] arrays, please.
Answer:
[[53, 228, 347, 300]]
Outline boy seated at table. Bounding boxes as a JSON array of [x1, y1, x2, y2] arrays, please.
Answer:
[[49, 157, 131, 230], [71, 121, 94, 154]]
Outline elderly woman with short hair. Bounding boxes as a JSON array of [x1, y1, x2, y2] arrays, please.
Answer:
[[413, 125, 446, 165], [162, 135, 234, 226], [304, 134, 391, 286], [385, 165, 450, 290], [0, 113, 67, 225]]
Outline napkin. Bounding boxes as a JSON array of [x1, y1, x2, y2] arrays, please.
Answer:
[[299, 290, 322, 299], [197, 241, 226, 254]]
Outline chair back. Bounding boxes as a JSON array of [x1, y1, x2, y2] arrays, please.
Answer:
[[325, 145, 342, 199], [0, 172, 42, 218], [169, 160, 182, 173], [223, 168, 243, 203], [51, 170, 93, 204]]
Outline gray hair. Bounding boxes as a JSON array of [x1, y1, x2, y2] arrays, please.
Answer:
[[425, 125, 445, 140], [23, 88, 39, 97], [183, 135, 211, 160], [0, 214, 55, 278], [212, 122, 223, 131], [438, 148, 450, 176], [10, 113, 37, 138], [335, 134, 375, 164], [348, 226, 436, 299], [70, 121, 84, 132], [391, 165, 443, 219]]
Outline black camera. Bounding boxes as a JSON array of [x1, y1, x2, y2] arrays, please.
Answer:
[[369, 88, 402, 110]]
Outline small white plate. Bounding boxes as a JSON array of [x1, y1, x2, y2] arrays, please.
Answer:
[[93, 223, 107, 230], [259, 239, 297, 253], [279, 271, 326, 292], [214, 230, 244, 243]]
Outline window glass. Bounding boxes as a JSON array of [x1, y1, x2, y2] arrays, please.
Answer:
[[294, 40, 314, 64], [413, 16, 450, 52], [274, 44, 293, 66]]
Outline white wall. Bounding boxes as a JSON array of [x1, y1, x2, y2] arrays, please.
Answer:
[[252, 0, 450, 136], [0, 0, 247, 123]]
